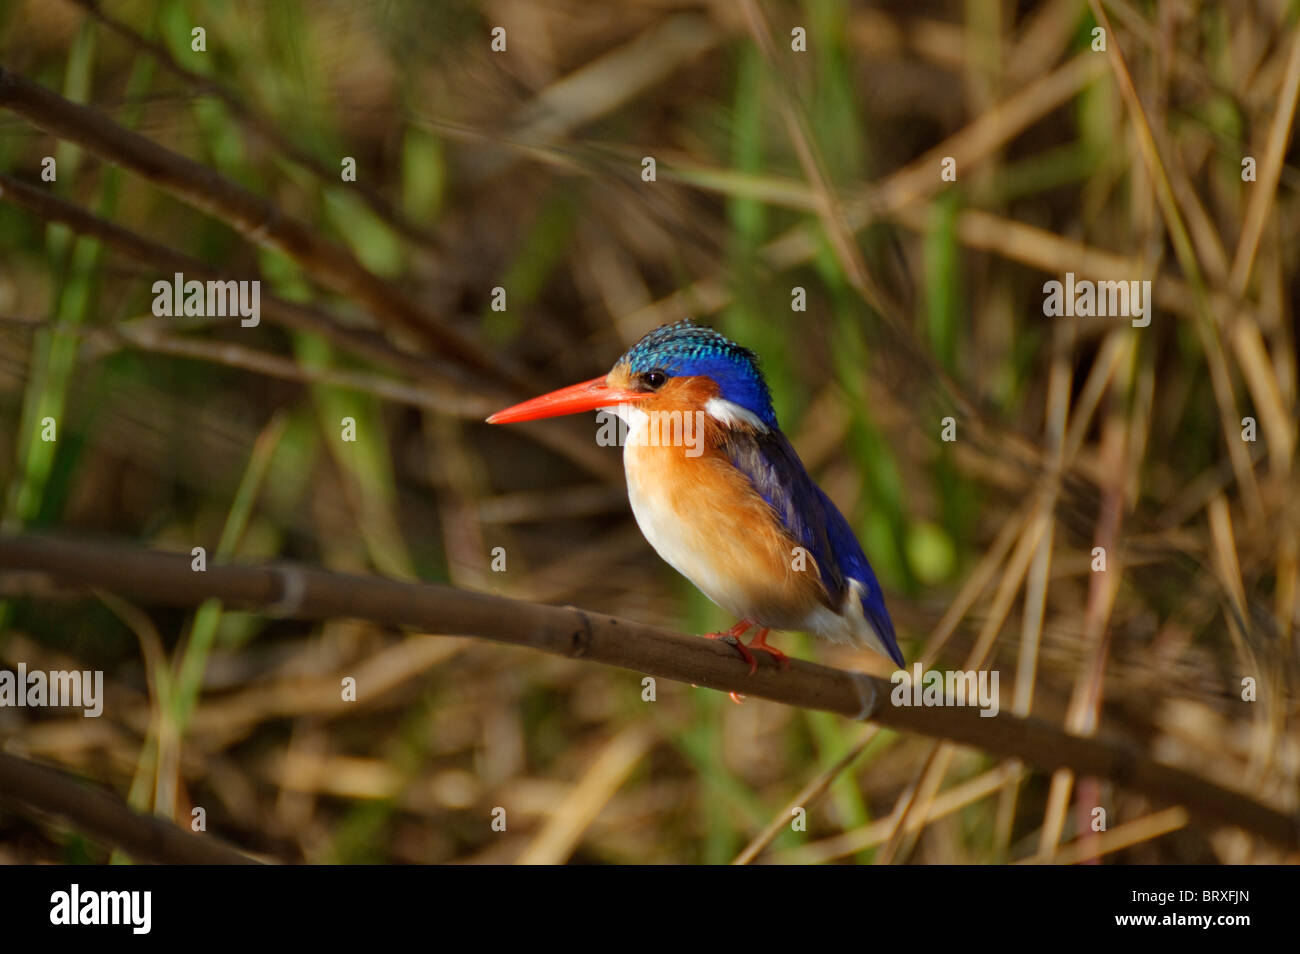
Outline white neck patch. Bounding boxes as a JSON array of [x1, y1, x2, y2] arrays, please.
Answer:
[[705, 397, 768, 432]]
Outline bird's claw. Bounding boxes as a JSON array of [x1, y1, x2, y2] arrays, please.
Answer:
[[750, 644, 791, 670], [704, 631, 758, 674]]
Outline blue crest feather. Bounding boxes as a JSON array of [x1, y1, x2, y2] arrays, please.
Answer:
[[622, 319, 778, 428]]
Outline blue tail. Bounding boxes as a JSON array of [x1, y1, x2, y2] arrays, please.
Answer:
[[816, 486, 905, 667]]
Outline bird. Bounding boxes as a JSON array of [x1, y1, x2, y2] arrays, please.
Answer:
[[486, 319, 904, 674]]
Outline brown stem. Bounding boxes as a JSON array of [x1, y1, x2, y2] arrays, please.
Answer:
[[0, 172, 621, 483], [0, 750, 258, 864], [0, 64, 522, 387], [65, 0, 447, 252], [1, 533, 1296, 852]]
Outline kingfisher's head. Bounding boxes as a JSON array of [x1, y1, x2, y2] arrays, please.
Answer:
[[487, 320, 777, 432]]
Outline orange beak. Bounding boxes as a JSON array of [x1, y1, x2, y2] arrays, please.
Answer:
[[486, 375, 651, 424]]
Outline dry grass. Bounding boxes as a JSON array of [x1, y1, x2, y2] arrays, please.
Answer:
[[0, 0, 1296, 864]]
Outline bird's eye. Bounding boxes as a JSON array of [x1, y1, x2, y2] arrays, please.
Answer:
[[643, 370, 668, 390]]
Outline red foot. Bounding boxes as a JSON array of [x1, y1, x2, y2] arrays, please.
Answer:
[[746, 629, 790, 670], [704, 620, 756, 674]]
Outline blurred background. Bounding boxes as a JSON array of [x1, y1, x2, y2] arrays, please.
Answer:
[[0, 0, 1296, 864]]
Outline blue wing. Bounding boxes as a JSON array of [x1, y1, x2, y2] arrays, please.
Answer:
[[720, 429, 904, 666]]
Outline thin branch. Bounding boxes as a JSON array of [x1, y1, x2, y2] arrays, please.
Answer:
[[0, 172, 621, 483], [1, 533, 1296, 852], [0, 751, 259, 864], [1086, 0, 1262, 524], [1229, 16, 1300, 295], [0, 171, 467, 390], [67, 0, 447, 251], [732, 727, 882, 865], [102, 325, 489, 417], [0, 64, 525, 388]]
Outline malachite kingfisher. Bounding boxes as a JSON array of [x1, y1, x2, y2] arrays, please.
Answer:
[[487, 319, 905, 673]]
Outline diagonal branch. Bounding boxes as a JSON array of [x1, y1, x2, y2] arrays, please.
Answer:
[[0, 64, 525, 388], [0, 172, 621, 483], [0, 172, 474, 395], [0, 750, 259, 864], [1, 533, 1296, 852], [66, 0, 446, 251]]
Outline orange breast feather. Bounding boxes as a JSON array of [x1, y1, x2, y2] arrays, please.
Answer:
[[620, 377, 829, 628]]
